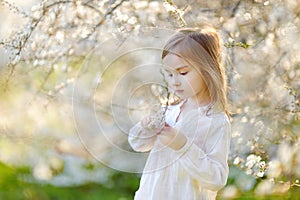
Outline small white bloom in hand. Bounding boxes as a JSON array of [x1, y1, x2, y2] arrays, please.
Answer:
[[146, 108, 166, 130]]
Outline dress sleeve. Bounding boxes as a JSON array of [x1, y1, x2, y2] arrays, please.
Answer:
[[128, 122, 157, 152], [175, 114, 231, 191]]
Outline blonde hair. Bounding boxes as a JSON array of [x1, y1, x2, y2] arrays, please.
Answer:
[[162, 25, 229, 115]]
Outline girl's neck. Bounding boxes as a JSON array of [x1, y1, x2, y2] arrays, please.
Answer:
[[180, 98, 211, 113], [187, 94, 211, 108]]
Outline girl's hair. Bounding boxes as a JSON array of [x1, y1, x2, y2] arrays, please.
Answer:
[[162, 24, 229, 115]]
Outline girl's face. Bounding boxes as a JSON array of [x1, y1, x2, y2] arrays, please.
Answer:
[[162, 53, 209, 104]]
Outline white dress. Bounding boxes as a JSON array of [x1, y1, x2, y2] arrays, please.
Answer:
[[128, 102, 231, 200]]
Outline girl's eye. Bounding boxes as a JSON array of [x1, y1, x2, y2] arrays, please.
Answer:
[[180, 71, 188, 75], [168, 73, 173, 77]]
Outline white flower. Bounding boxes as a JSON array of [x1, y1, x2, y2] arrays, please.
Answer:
[[245, 154, 261, 169], [257, 170, 265, 177], [163, 2, 176, 12], [259, 161, 266, 169], [146, 108, 166, 130], [233, 157, 242, 165]]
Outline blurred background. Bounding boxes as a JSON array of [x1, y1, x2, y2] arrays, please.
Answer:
[[0, 0, 299, 199]]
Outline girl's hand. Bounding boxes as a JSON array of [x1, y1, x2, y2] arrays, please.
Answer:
[[158, 125, 187, 150]]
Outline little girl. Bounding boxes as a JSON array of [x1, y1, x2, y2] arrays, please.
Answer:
[[128, 25, 231, 200]]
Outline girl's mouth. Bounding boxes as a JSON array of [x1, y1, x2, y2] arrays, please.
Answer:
[[175, 90, 184, 93]]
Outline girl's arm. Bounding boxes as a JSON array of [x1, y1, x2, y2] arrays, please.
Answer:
[[175, 115, 231, 191], [128, 121, 158, 152], [158, 114, 231, 191]]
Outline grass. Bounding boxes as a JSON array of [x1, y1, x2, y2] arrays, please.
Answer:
[[0, 162, 139, 200], [0, 162, 299, 200]]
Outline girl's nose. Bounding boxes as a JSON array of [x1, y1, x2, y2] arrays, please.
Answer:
[[171, 76, 181, 86]]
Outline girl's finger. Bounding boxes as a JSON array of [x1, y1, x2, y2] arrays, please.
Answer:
[[159, 128, 170, 135], [165, 122, 170, 127], [161, 126, 171, 132]]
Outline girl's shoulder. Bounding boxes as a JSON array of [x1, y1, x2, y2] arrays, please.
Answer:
[[204, 103, 230, 121], [207, 112, 231, 131]]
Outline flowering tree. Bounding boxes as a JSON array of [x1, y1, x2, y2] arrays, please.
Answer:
[[0, 0, 299, 198]]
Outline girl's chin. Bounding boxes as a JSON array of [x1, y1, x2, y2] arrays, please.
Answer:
[[176, 94, 187, 99]]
